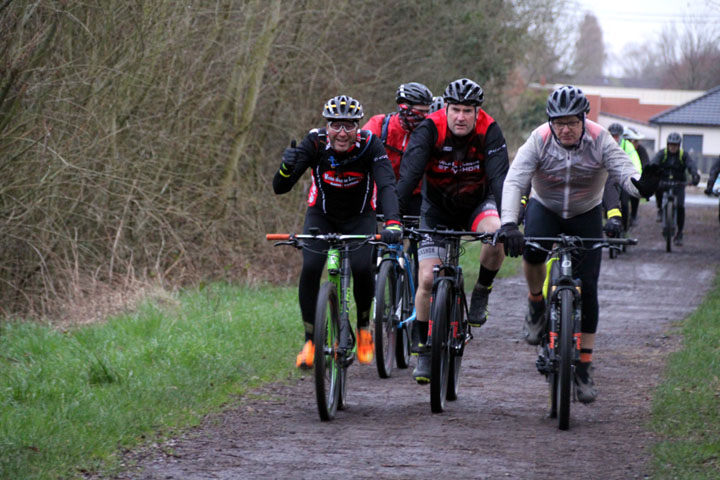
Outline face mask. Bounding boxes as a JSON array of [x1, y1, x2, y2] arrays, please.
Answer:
[[397, 104, 427, 131]]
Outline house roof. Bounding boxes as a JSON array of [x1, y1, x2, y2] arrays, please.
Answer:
[[650, 85, 720, 126], [598, 97, 674, 124]]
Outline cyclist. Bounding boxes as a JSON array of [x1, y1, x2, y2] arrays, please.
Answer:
[[362, 82, 434, 216], [497, 85, 660, 403], [396, 77, 510, 383], [608, 122, 642, 232], [704, 155, 720, 195], [623, 127, 650, 226], [650, 132, 700, 246], [273, 95, 403, 369]]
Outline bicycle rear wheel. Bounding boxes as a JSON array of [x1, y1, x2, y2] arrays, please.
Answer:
[[313, 282, 341, 421], [557, 288, 574, 430], [395, 267, 412, 369], [430, 279, 452, 413], [373, 260, 397, 378]]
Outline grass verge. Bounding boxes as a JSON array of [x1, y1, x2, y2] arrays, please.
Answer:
[[650, 275, 720, 479], [0, 283, 302, 480]]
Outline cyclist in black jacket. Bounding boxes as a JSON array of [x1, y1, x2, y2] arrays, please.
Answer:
[[396, 78, 510, 383], [650, 132, 700, 246], [273, 95, 402, 369]]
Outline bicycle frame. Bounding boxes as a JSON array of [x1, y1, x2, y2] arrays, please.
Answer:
[[658, 179, 688, 252]]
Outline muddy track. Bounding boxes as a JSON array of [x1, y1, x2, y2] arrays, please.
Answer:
[[100, 192, 719, 480]]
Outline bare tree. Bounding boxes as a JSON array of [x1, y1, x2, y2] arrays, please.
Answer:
[[572, 13, 605, 79]]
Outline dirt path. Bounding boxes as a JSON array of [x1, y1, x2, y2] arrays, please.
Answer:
[[103, 192, 719, 480]]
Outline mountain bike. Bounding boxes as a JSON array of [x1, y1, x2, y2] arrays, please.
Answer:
[[658, 179, 689, 253], [412, 226, 494, 413], [373, 216, 420, 378], [266, 230, 380, 421], [525, 234, 638, 430]]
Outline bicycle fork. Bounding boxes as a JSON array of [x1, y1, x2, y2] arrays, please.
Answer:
[[332, 247, 355, 368]]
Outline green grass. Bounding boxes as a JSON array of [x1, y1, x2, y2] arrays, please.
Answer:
[[459, 240, 522, 281], [650, 275, 720, 479], [0, 283, 302, 480]]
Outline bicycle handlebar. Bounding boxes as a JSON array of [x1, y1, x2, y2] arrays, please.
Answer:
[[523, 235, 637, 254], [265, 233, 381, 241], [410, 227, 495, 242]]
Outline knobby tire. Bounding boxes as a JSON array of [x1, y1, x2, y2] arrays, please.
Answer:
[[447, 279, 466, 401], [558, 288, 574, 430], [395, 268, 412, 369], [313, 282, 341, 421], [374, 261, 397, 378], [430, 279, 452, 413]]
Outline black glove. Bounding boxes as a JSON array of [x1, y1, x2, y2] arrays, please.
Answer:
[[691, 173, 700, 186], [603, 216, 623, 238], [380, 223, 403, 244], [631, 163, 661, 199], [704, 187, 714, 196], [279, 140, 298, 176], [496, 222, 525, 257]]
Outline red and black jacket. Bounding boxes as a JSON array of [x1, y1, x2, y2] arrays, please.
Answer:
[[396, 108, 509, 215], [273, 127, 400, 223]]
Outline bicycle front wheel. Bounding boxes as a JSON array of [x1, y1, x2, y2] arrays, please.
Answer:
[[447, 279, 466, 402], [430, 279, 453, 413], [557, 288, 574, 430], [313, 282, 341, 421], [374, 260, 397, 379], [395, 267, 412, 369], [664, 200, 673, 253]]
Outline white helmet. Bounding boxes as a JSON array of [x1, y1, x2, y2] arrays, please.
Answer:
[[623, 127, 644, 140]]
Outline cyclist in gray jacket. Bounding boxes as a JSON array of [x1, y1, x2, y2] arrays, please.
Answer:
[[496, 85, 660, 403]]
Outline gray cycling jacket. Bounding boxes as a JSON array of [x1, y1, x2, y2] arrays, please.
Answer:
[[501, 119, 641, 224]]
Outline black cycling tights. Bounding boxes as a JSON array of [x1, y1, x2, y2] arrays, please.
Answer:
[[523, 200, 603, 334], [298, 209, 376, 341]]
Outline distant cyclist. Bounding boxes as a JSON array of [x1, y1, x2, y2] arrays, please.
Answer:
[[623, 127, 650, 226], [362, 82, 433, 216], [650, 132, 700, 246], [703, 155, 720, 196], [497, 85, 660, 403], [397, 78, 510, 383], [608, 122, 641, 232], [273, 95, 402, 369]]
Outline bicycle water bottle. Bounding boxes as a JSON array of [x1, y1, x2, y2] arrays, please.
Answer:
[[328, 248, 340, 275]]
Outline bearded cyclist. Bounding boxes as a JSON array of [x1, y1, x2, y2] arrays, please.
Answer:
[[273, 95, 402, 369], [397, 78, 510, 383], [497, 85, 660, 403]]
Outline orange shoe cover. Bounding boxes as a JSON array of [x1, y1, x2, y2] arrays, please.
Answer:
[[357, 328, 374, 364], [296, 340, 314, 369]]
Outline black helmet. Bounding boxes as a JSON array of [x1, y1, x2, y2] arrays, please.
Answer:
[[396, 82, 433, 105], [546, 85, 590, 118], [322, 95, 364, 121], [667, 132, 682, 145], [429, 96, 444, 113], [608, 123, 624, 136], [443, 78, 484, 106]]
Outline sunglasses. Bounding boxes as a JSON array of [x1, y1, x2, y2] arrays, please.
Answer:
[[327, 121, 358, 133]]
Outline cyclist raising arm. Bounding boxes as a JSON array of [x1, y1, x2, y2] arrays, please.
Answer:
[[397, 78, 510, 384], [497, 85, 661, 403], [650, 132, 700, 246], [273, 95, 402, 369]]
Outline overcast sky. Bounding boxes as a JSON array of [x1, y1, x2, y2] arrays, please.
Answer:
[[571, 0, 720, 75]]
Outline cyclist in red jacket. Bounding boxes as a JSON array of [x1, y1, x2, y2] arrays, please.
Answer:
[[397, 78, 510, 383], [362, 82, 433, 216]]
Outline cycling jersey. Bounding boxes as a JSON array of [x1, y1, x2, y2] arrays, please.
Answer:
[[501, 119, 641, 224], [651, 147, 698, 181], [620, 138, 642, 173], [273, 127, 400, 223], [396, 108, 509, 216]]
